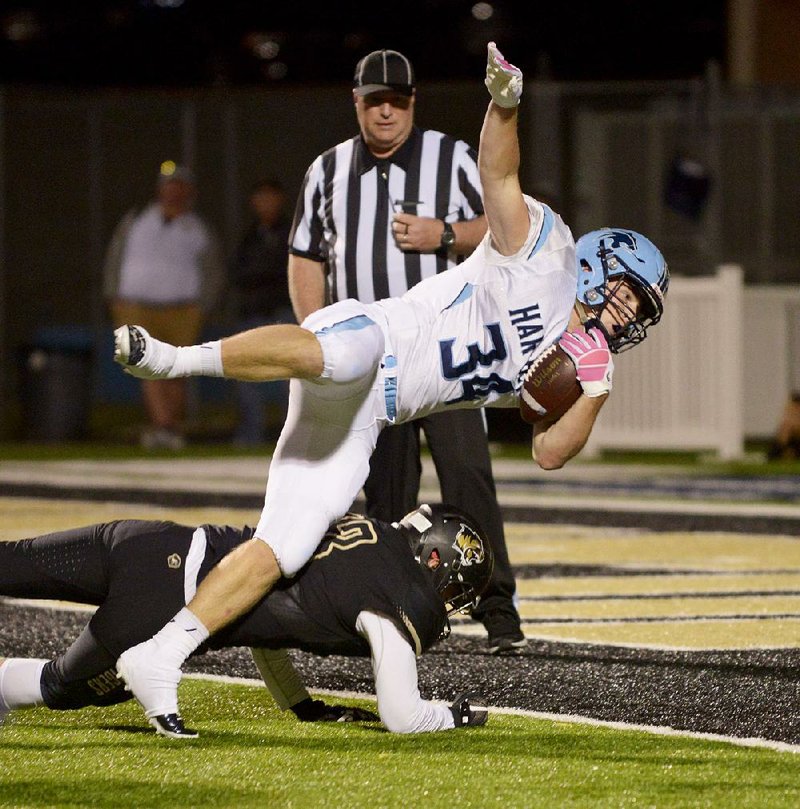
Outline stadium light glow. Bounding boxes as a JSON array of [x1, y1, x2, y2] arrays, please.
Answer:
[[471, 3, 494, 21]]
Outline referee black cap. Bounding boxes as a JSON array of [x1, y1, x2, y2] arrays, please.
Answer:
[[353, 49, 415, 97]]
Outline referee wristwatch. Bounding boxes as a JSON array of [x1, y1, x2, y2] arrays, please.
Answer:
[[440, 220, 456, 249]]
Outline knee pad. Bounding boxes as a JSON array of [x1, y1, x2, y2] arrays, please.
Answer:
[[313, 315, 384, 385]]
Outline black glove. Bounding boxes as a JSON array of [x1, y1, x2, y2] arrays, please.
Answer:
[[290, 697, 379, 723], [449, 691, 488, 728]]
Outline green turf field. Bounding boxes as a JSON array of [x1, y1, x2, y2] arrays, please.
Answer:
[[1, 679, 798, 809], [2, 445, 798, 807]]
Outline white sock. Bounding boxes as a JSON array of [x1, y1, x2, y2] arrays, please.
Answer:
[[153, 608, 211, 669], [0, 659, 47, 710], [171, 342, 224, 378]]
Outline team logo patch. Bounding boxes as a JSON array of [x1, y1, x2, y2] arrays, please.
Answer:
[[452, 523, 484, 566], [167, 553, 182, 569], [606, 230, 638, 253]]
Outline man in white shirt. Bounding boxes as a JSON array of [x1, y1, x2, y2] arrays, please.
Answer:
[[104, 162, 224, 449]]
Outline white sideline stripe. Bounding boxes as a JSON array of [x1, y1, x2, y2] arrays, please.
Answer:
[[185, 672, 800, 756], [1, 597, 96, 613], [491, 707, 800, 756]]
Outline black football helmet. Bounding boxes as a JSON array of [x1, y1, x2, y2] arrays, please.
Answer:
[[398, 504, 494, 615]]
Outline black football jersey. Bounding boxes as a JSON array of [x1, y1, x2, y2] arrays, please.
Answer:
[[209, 515, 447, 657]]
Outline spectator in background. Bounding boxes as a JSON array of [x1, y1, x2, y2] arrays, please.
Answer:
[[104, 161, 224, 449], [227, 179, 293, 445]]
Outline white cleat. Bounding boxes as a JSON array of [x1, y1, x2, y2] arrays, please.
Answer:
[[116, 639, 182, 721], [113, 325, 177, 379]]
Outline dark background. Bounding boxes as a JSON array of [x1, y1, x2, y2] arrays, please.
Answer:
[[1, 1, 727, 88], [3, 0, 800, 444]]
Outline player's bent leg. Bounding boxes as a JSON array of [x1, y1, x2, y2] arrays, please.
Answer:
[[188, 539, 281, 633], [116, 635, 199, 739], [116, 541, 279, 739], [114, 301, 381, 385], [249, 299, 386, 573], [116, 322, 322, 384], [221, 324, 324, 381]]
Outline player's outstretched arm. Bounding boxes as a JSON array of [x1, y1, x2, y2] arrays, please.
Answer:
[[251, 647, 378, 723], [479, 42, 530, 257], [251, 647, 309, 710], [358, 611, 485, 733]]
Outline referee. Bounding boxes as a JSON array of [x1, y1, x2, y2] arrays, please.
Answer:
[[288, 49, 525, 654]]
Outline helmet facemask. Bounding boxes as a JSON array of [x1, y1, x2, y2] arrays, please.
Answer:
[[399, 504, 494, 616], [578, 233, 667, 354]]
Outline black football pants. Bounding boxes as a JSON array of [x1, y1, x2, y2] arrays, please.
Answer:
[[0, 520, 193, 709]]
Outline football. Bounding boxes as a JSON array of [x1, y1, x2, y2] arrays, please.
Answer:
[[519, 343, 582, 425]]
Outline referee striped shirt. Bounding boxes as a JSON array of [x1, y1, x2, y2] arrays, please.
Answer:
[[289, 126, 484, 304]]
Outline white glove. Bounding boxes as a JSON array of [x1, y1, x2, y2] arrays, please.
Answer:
[[485, 41, 523, 108]]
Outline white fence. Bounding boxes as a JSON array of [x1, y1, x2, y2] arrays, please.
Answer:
[[586, 266, 800, 459]]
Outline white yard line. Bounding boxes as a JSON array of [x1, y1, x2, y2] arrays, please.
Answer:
[[5, 597, 797, 753], [185, 672, 800, 755]]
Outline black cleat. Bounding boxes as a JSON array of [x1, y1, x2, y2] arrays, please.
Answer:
[[112, 324, 175, 379], [484, 608, 528, 655], [488, 631, 528, 655], [149, 713, 198, 739], [126, 326, 147, 366], [113, 325, 146, 366]]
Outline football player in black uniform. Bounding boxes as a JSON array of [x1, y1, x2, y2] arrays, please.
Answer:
[[0, 505, 493, 738]]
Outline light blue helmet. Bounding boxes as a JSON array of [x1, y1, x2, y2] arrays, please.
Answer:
[[575, 228, 669, 353]]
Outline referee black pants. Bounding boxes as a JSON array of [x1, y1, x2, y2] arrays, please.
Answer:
[[363, 409, 517, 623]]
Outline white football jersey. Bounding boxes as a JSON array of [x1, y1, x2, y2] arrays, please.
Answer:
[[373, 196, 577, 424]]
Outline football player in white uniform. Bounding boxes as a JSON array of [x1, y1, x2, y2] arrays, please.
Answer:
[[111, 43, 669, 732]]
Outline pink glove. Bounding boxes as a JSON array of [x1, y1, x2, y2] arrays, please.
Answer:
[[558, 327, 614, 398]]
